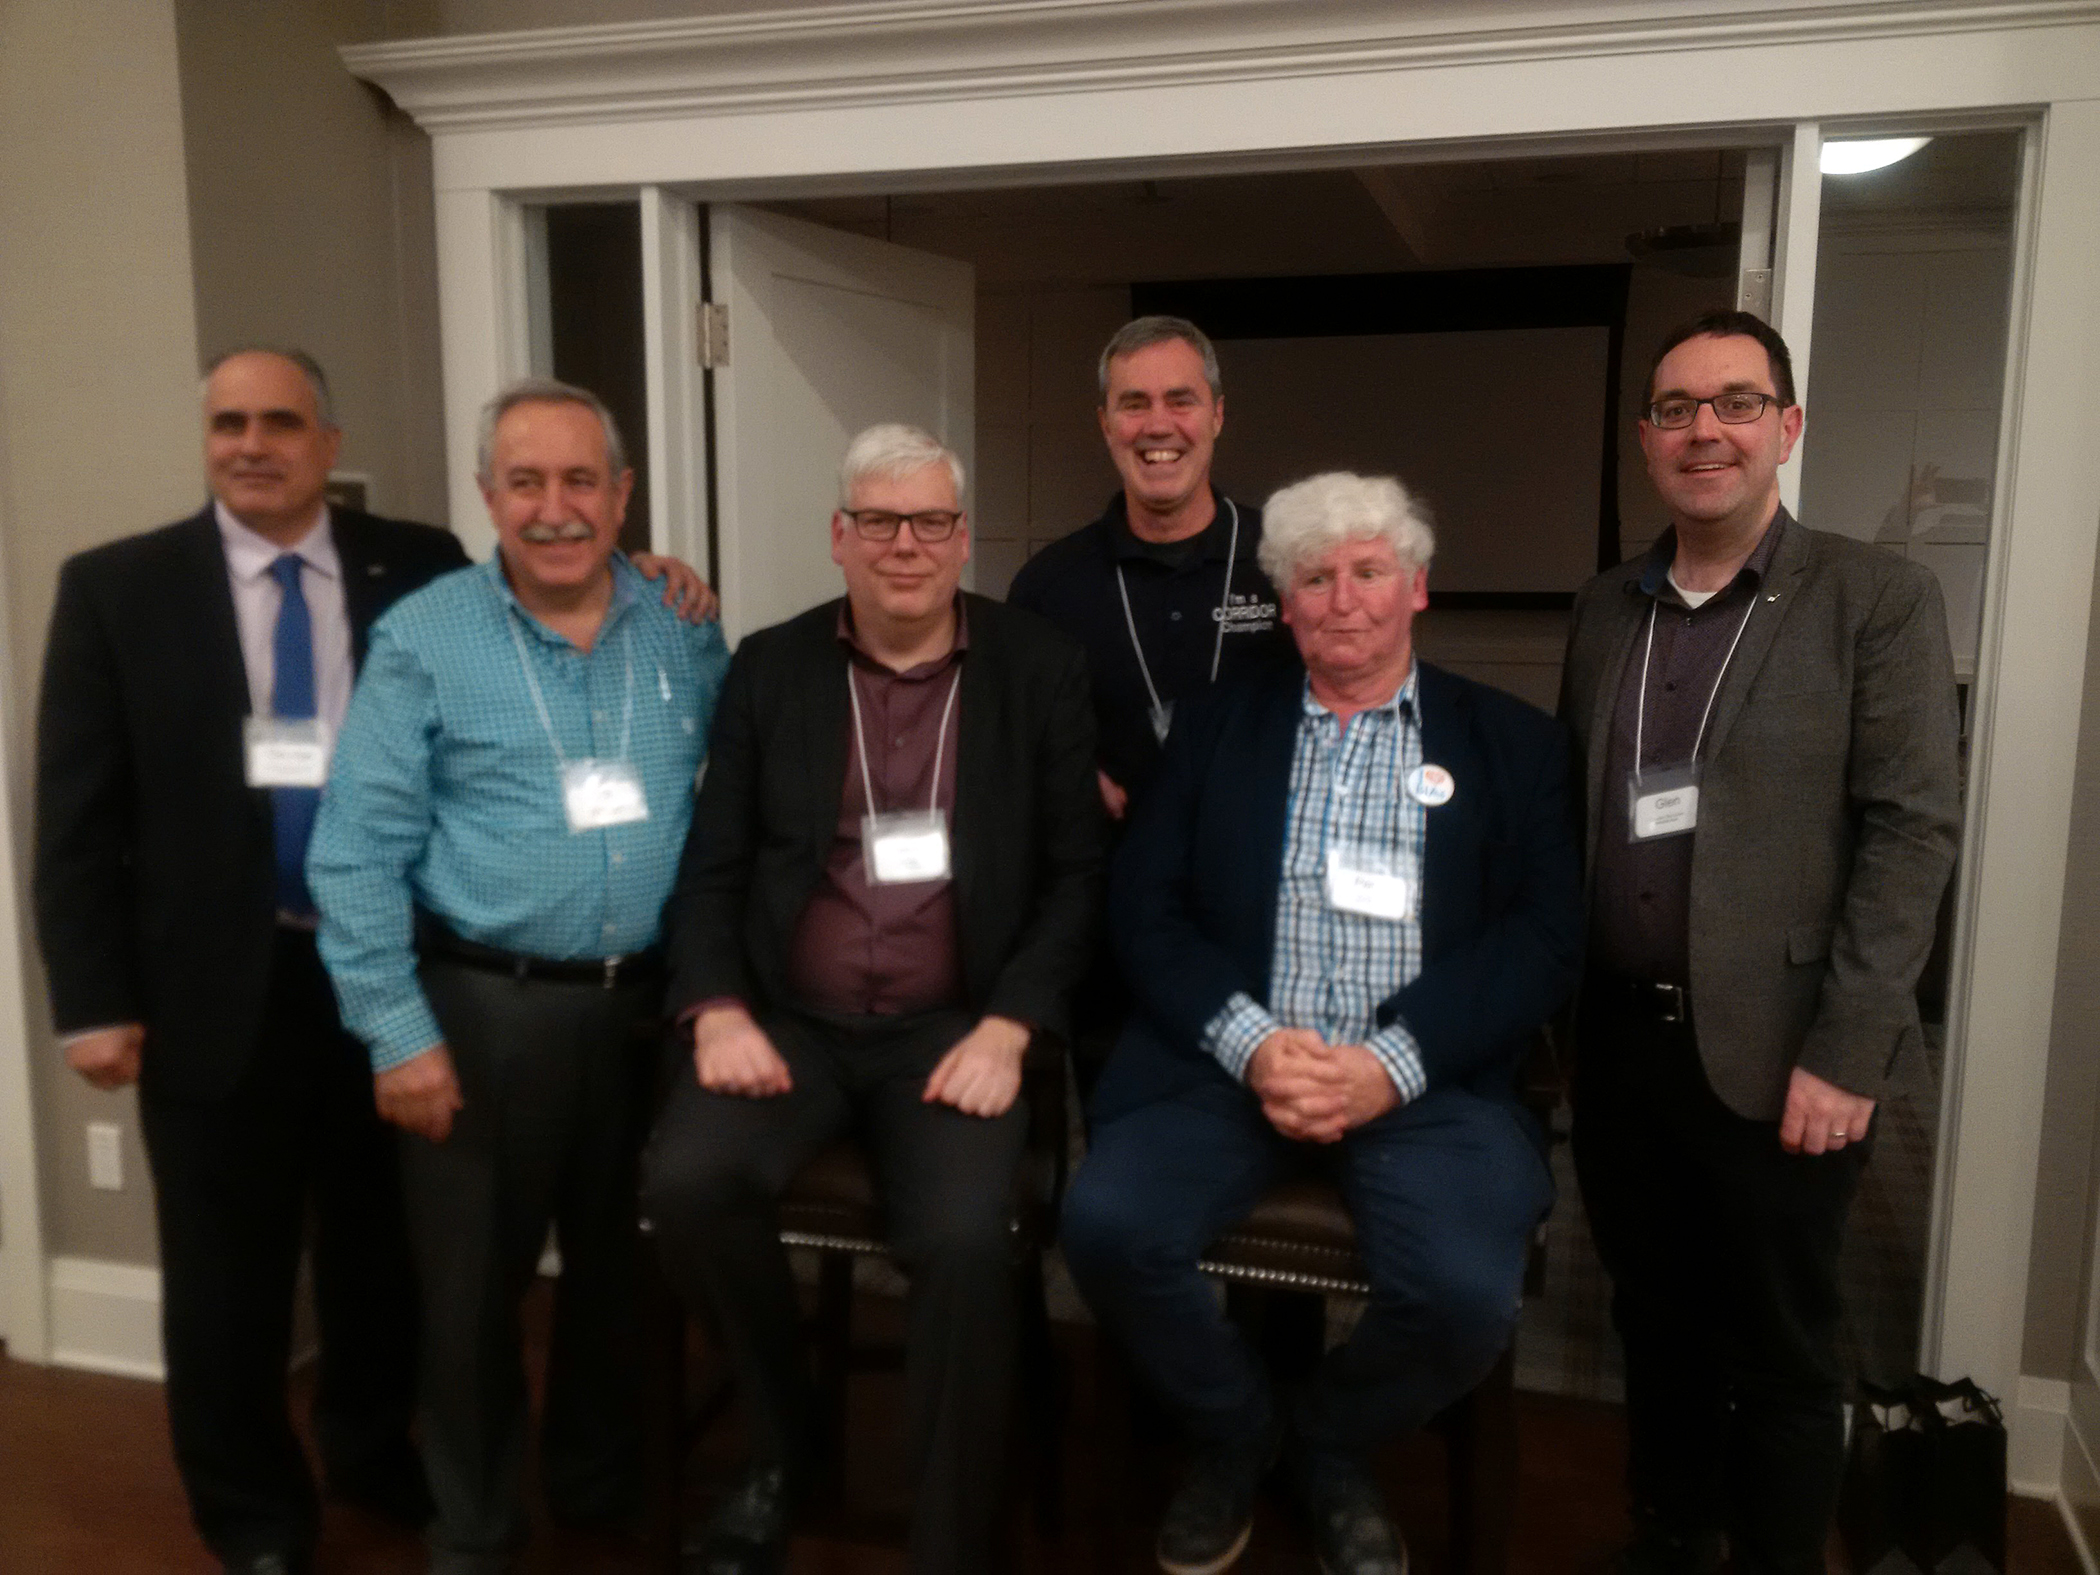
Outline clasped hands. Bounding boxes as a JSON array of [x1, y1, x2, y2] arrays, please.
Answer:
[[693, 1002, 1029, 1119], [1248, 1027, 1398, 1143]]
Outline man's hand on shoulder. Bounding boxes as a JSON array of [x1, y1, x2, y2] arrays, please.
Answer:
[[630, 552, 719, 624], [1779, 1065, 1875, 1156], [375, 1043, 465, 1143], [923, 1014, 1030, 1118], [694, 1003, 792, 1098], [1249, 1030, 1399, 1143], [66, 1024, 144, 1090]]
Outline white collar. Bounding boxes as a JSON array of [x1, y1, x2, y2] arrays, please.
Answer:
[[215, 500, 340, 584]]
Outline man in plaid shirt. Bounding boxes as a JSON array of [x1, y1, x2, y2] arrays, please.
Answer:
[[1062, 471, 1584, 1575]]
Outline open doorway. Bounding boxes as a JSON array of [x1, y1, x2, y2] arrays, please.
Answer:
[[530, 134, 2020, 1404]]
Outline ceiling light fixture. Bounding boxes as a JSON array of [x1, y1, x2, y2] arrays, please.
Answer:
[[1819, 137, 1931, 176]]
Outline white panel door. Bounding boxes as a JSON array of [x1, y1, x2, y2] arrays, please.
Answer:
[[708, 204, 974, 645]]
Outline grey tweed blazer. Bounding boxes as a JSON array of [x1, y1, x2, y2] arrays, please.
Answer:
[[1558, 510, 1963, 1120]]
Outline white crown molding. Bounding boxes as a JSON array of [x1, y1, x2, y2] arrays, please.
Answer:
[[342, 0, 2100, 133]]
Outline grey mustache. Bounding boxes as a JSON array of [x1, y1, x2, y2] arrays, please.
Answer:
[[518, 520, 595, 544]]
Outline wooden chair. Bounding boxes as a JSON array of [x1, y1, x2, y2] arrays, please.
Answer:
[[642, 1034, 1072, 1569]]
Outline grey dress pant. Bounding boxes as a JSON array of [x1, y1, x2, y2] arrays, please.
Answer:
[[401, 956, 659, 1569], [641, 1005, 1030, 1575]]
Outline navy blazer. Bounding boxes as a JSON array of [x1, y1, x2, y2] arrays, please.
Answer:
[[1090, 653, 1585, 1126]]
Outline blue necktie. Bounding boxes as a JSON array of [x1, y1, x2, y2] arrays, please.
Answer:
[[268, 553, 319, 917]]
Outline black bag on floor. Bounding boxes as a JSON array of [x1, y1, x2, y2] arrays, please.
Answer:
[[1839, 1375, 2006, 1574]]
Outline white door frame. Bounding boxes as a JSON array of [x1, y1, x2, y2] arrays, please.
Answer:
[[346, 0, 2100, 1415]]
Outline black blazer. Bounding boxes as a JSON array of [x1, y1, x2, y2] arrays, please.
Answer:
[[33, 505, 468, 1102], [665, 593, 1106, 1039], [1091, 653, 1585, 1126]]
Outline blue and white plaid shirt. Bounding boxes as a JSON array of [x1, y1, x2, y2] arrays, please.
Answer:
[[310, 555, 730, 1071], [1202, 667, 1429, 1103]]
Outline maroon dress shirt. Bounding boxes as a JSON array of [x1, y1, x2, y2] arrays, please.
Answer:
[[784, 603, 967, 1016]]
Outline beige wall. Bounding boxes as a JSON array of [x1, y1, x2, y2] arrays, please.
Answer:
[[0, 0, 207, 1266], [175, 0, 451, 528]]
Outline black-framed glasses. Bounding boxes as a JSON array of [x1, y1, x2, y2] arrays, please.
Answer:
[[1647, 392, 1783, 429], [842, 508, 964, 542]]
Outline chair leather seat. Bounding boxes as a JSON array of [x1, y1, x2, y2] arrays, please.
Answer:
[[1200, 1177, 1369, 1290]]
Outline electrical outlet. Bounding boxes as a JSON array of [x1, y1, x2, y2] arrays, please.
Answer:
[[87, 1122, 122, 1191]]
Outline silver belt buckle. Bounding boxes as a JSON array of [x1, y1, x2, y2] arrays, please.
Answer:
[[1654, 982, 1686, 1023]]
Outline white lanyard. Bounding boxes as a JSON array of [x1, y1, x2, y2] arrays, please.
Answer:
[[1633, 589, 1757, 773], [506, 605, 635, 768], [1114, 497, 1241, 722], [847, 664, 962, 817]]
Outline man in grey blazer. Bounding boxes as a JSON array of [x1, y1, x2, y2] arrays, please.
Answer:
[[1559, 310, 1962, 1575]]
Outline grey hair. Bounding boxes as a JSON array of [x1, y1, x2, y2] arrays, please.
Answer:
[[1097, 315, 1223, 402], [202, 346, 337, 429], [1258, 472, 1436, 589], [837, 423, 966, 507], [476, 377, 628, 484]]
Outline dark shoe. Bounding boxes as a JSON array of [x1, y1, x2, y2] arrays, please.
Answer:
[[1287, 1450, 1406, 1575], [221, 1556, 304, 1575], [684, 1463, 791, 1575], [1155, 1434, 1274, 1575], [328, 1447, 434, 1528]]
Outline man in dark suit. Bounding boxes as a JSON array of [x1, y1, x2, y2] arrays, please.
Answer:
[[1060, 472, 1583, 1575], [33, 348, 466, 1575], [641, 423, 1104, 1575], [1558, 311, 1962, 1573]]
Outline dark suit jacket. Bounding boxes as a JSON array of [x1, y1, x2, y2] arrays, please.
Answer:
[[1558, 512, 1963, 1118], [665, 593, 1106, 1038], [1090, 653, 1585, 1127], [33, 505, 468, 1103]]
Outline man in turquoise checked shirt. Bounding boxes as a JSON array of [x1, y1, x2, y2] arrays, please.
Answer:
[[309, 376, 729, 1575]]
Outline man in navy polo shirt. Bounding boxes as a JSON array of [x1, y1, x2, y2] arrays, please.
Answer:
[[1008, 315, 1290, 821]]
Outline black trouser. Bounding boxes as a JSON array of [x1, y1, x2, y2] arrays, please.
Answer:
[[138, 927, 419, 1568], [1572, 979, 1870, 1575], [402, 958, 659, 1568], [641, 1006, 1029, 1575]]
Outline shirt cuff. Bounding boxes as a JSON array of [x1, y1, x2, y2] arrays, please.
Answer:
[[364, 995, 447, 1074], [1203, 992, 1280, 1083], [1364, 1020, 1429, 1105]]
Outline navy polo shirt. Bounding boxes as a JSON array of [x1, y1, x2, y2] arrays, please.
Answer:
[[1008, 489, 1290, 805]]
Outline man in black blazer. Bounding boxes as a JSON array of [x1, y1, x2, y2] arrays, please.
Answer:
[[1061, 473, 1583, 1575], [642, 423, 1104, 1575], [33, 349, 468, 1574]]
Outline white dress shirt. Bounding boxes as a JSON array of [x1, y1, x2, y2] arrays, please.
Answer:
[[215, 501, 354, 738]]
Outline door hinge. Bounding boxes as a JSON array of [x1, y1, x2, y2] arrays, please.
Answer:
[[697, 302, 729, 368], [1736, 268, 1773, 319]]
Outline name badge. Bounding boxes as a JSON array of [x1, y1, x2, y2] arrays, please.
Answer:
[[244, 716, 329, 788], [1628, 762, 1700, 841], [864, 810, 951, 885], [1324, 846, 1415, 921], [562, 759, 650, 833]]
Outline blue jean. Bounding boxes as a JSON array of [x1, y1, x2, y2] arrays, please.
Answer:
[[1061, 1073, 1552, 1454]]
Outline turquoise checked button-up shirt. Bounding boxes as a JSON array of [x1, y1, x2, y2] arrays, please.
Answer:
[[310, 555, 730, 1072]]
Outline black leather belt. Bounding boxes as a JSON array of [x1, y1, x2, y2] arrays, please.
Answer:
[[1587, 971, 1692, 1026], [417, 915, 663, 990]]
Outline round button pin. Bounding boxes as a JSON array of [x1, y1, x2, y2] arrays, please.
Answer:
[[1406, 764, 1456, 806]]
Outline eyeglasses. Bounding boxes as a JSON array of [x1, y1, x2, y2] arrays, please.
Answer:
[[1647, 392, 1783, 429], [842, 508, 964, 542]]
